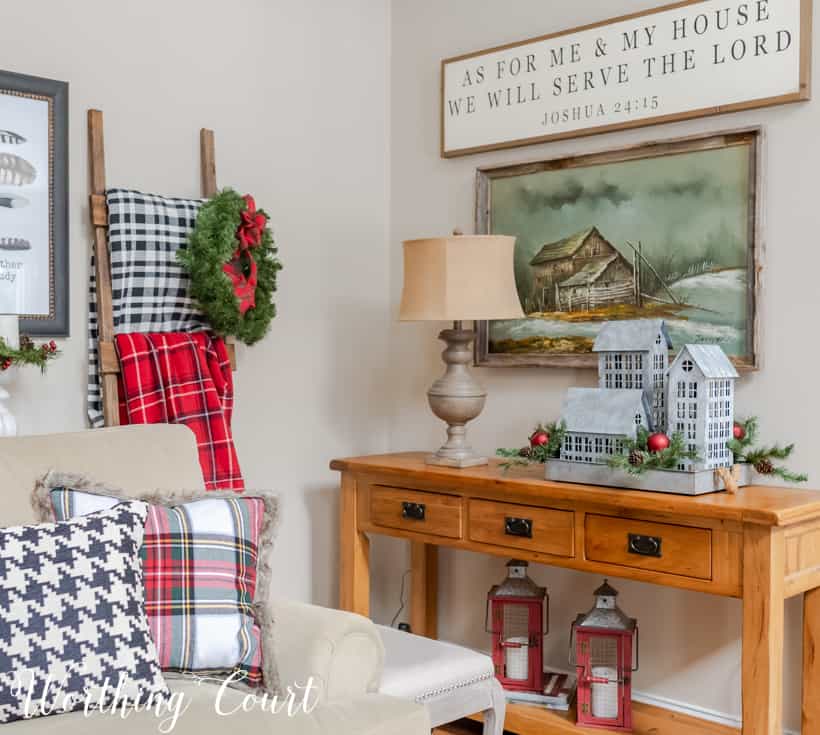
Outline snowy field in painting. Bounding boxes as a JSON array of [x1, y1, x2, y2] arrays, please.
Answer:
[[490, 268, 747, 357]]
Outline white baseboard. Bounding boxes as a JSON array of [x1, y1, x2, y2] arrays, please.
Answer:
[[504, 661, 799, 733], [633, 688, 798, 735]]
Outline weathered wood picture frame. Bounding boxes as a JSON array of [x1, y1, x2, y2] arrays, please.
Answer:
[[441, 0, 811, 157], [474, 128, 762, 370], [0, 70, 69, 336]]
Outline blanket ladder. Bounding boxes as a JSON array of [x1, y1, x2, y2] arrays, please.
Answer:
[[87, 109, 235, 427]]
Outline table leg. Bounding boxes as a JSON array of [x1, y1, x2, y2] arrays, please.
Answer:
[[410, 542, 438, 638], [339, 472, 370, 616], [803, 587, 820, 733], [742, 525, 785, 735]]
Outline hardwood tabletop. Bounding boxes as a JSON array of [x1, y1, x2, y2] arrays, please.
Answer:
[[330, 452, 820, 527]]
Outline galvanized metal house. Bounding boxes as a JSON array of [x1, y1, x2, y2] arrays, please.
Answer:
[[559, 387, 650, 465], [667, 344, 739, 471], [593, 319, 672, 432]]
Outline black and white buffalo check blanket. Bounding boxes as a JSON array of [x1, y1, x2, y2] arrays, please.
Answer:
[[88, 189, 209, 427]]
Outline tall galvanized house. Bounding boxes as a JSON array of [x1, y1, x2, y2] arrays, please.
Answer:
[[667, 344, 739, 471], [592, 319, 672, 431], [528, 226, 634, 312]]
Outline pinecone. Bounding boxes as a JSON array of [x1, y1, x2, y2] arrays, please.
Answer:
[[754, 458, 774, 475], [518, 447, 532, 458], [629, 449, 645, 467]]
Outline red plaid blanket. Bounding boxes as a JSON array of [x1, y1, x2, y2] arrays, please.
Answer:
[[115, 332, 244, 491]]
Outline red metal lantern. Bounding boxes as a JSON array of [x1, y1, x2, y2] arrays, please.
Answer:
[[570, 580, 638, 732], [485, 560, 548, 693]]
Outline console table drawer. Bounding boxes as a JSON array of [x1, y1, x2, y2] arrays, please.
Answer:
[[468, 499, 574, 557], [370, 486, 463, 539], [585, 514, 712, 580]]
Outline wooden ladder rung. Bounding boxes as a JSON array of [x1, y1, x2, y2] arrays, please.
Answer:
[[100, 340, 234, 375], [99, 341, 121, 375], [89, 194, 107, 227]]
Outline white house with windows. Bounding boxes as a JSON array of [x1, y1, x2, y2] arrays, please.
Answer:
[[667, 344, 739, 471], [559, 387, 650, 464], [592, 319, 673, 431]]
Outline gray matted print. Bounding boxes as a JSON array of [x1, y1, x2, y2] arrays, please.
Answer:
[[0, 70, 68, 336]]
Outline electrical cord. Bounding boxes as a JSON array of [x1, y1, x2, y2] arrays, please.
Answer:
[[390, 569, 412, 628]]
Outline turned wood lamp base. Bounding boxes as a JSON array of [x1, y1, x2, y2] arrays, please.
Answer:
[[426, 321, 488, 469]]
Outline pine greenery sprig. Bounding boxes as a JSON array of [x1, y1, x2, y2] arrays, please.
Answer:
[[745, 446, 807, 483], [542, 421, 567, 459], [496, 421, 566, 470], [726, 416, 758, 456], [0, 336, 59, 373], [607, 427, 700, 476], [729, 417, 807, 483]]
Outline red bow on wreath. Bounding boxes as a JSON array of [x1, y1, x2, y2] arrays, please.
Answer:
[[222, 194, 268, 313], [223, 253, 258, 314], [237, 195, 267, 250]]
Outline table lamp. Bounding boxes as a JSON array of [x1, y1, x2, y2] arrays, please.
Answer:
[[399, 233, 524, 467]]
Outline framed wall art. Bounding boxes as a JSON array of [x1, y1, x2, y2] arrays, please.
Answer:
[[475, 128, 761, 370], [441, 0, 810, 157], [0, 70, 68, 336]]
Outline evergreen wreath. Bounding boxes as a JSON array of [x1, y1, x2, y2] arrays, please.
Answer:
[[179, 189, 282, 345]]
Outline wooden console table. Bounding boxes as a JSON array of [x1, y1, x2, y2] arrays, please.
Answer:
[[332, 452, 820, 735]]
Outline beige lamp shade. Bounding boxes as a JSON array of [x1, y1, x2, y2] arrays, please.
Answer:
[[399, 235, 525, 321]]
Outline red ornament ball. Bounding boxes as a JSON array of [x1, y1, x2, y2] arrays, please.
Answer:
[[647, 432, 671, 453], [733, 422, 746, 441], [530, 429, 549, 448]]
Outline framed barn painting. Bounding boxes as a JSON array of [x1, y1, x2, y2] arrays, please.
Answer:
[[475, 128, 761, 370], [0, 70, 69, 336]]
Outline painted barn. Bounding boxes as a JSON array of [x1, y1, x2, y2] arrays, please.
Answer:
[[529, 226, 634, 312]]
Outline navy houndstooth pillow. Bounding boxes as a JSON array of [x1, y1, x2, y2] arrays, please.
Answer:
[[0, 502, 169, 723]]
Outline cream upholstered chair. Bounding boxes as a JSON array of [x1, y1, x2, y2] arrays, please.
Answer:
[[378, 625, 506, 735], [0, 425, 429, 735]]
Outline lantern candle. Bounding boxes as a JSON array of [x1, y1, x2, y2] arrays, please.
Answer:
[[570, 580, 638, 732], [486, 560, 548, 694]]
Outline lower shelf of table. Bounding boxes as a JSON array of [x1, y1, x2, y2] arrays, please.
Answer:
[[467, 700, 740, 735]]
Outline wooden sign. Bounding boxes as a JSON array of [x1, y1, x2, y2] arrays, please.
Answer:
[[441, 0, 811, 157]]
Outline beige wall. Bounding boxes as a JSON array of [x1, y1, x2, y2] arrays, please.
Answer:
[[386, 1, 819, 730], [1, 0, 391, 606]]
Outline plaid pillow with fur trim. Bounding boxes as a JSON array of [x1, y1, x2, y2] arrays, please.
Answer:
[[33, 474, 278, 694]]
